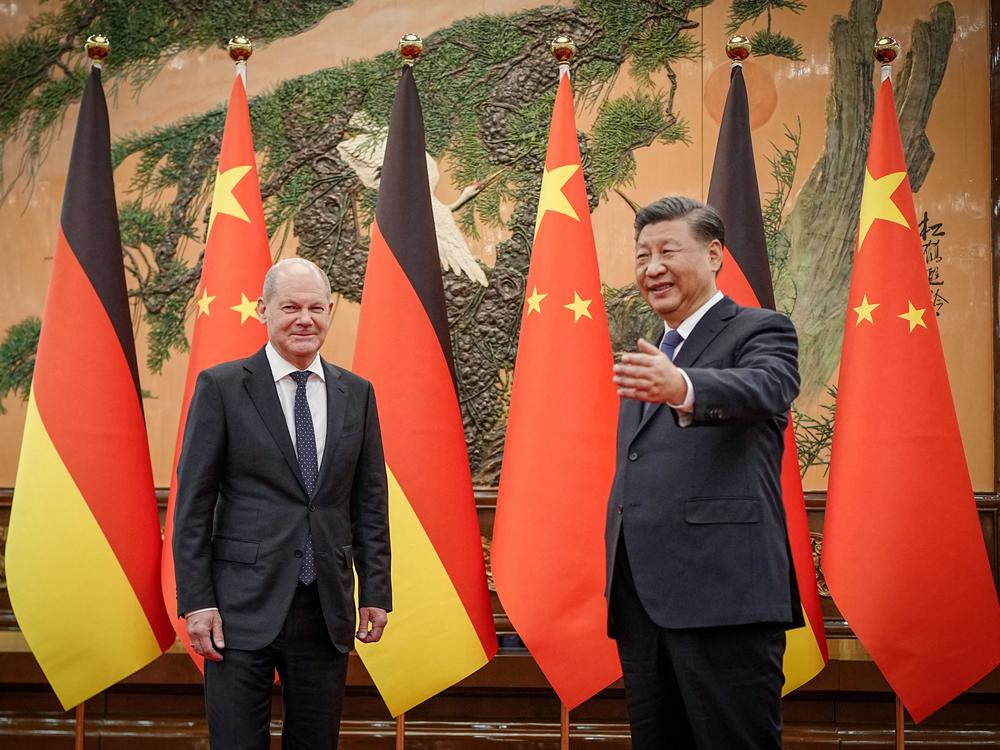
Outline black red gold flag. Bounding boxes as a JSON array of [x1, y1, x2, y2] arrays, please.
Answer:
[[353, 64, 496, 715], [8, 66, 173, 709], [707, 63, 828, 694]]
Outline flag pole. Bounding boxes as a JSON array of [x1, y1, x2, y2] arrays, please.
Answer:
[[895, 695, 905, 749], [396, 712, 405, 749], [560, 702, 569, 749], [74, 703, 85, 750], [75, 38, 107, 750], [875, 38, 907, 750], [227, 35, 252, 88]]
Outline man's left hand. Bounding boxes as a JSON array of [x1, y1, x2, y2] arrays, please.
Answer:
[[613, 338, 688, 404], [357, 607, 388, 643]]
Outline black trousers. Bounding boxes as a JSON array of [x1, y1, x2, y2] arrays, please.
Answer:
[[610, 536, 786, 750], [204, 583, 349, 750]]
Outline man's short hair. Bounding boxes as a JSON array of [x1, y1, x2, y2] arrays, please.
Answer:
[[262, 257, 332, 302], [634, 196, 725, 248]]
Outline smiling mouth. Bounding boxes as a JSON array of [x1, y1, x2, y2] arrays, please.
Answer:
[[647, 282, 674, 295]]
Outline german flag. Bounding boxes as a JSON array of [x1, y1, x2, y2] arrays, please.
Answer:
[[491, 66, 621, 709], [160, 67, 273, 666], [707, 62, 828, 694], [7, 65, 174, 709], [823, 68, 1000, 722], [352, 64, 496, 716]]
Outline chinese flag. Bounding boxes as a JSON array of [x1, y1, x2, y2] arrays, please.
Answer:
[[7, 65, 173, 709], [352, 65, 496, 716], [160, 68, 273, 666], [491, 67, 621, 709], [823, 71, 1000, 722], [708, 63, 828, 694]]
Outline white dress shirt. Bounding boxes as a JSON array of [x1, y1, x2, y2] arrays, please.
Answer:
[[665, 290, 724, 426], [264, 342, 328, 467]]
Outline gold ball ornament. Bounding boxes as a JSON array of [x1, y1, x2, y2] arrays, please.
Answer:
[[550, 35, 576, 64], [874, 36, 900, 65], [399, 34, 423, 65], [227, 36, 253, 63], [85, 34, 110, 63], [726, 35, 752, 61]]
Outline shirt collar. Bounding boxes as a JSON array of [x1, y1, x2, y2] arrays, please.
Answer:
[[665, 290, 725, 340], [264, 341, 325, 383]]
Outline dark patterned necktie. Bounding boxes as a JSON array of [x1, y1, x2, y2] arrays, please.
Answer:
[[660, 329, 684, 361], [643, 329, 685, 417], [291, 370, 317, 585]]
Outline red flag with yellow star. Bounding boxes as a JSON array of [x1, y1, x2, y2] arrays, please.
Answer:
[[823, 71, 1000, 722], [491, 67, 621, 709], [160, 68, 272, 666]]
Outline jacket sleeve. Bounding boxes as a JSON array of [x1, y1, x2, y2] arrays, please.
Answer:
[[685, 312, 800, 426], [350, 382, 392, 611], [173, 369, 227, 617]]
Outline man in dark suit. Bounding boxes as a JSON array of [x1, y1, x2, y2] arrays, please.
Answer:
[[608, 196, 800, 749], [173, 257, 391, 749]]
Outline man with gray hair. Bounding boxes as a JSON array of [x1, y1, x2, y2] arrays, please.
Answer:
[[608, 196, 801, 748], [174, 257, 391, 749]]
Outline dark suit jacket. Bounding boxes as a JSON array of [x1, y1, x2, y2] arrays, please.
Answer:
[[173, 346, 391, 653], [606, 296, 802, 634]]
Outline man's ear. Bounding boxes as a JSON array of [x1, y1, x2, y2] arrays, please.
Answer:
[[256, 298, 267, 323], [707, 239, 724, 271]]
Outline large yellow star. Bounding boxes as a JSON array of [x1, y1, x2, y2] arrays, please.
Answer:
[[526, 286, 547, 315], [196, 287, 216, 317], [207, 165, 253, 237], [858, 169, 909, 249], [852, 294, 879, 326], [898, 300, 927, 332], [533, 164, 580, 239], [230, 292, 260, 324], [563, 291, 593, 322]]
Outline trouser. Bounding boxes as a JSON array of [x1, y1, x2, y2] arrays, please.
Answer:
[[204, 583, 349, 749], [610, 535, 786, 750]]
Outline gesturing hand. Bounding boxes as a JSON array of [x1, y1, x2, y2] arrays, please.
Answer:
[[612, 338, 688, 404]]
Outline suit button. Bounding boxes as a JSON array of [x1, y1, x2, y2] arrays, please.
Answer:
[[308, 504, 316, 512], [294, 550, 303, 558], [628, 452, 638, 461], [617, 504, 623, 514]]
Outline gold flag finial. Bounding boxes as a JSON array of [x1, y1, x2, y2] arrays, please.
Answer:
[[550, 35, 576, 64], [726, 35, 752, 61], [874, 36, 900, 65], [400, 34, 423, 66], [227, 36, 253, 64], [85, 35, 110, 64]]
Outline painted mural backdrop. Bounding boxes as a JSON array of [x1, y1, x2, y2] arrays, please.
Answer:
[[0, 0, 992, 492]]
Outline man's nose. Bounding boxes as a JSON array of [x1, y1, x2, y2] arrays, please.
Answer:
[[645, 258, 666, 277]]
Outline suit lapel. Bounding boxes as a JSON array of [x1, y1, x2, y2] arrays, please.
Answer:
[[630, 295, 739, 440], [315, 359, 348, 491], [243, 347, 308, 496], [671, 296, 737, 369]]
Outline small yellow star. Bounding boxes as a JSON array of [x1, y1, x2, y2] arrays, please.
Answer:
[[526, 286, 547, 315], [563, 291, 593, 323], [858, 169, 909, 250], [898, 301, 927, 332], [852, 294, 879, 326], [533, 164, 580, 239], [230, 292, 260, 324], [207, 165, 253, 237], [196, 287, 216, 317]]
